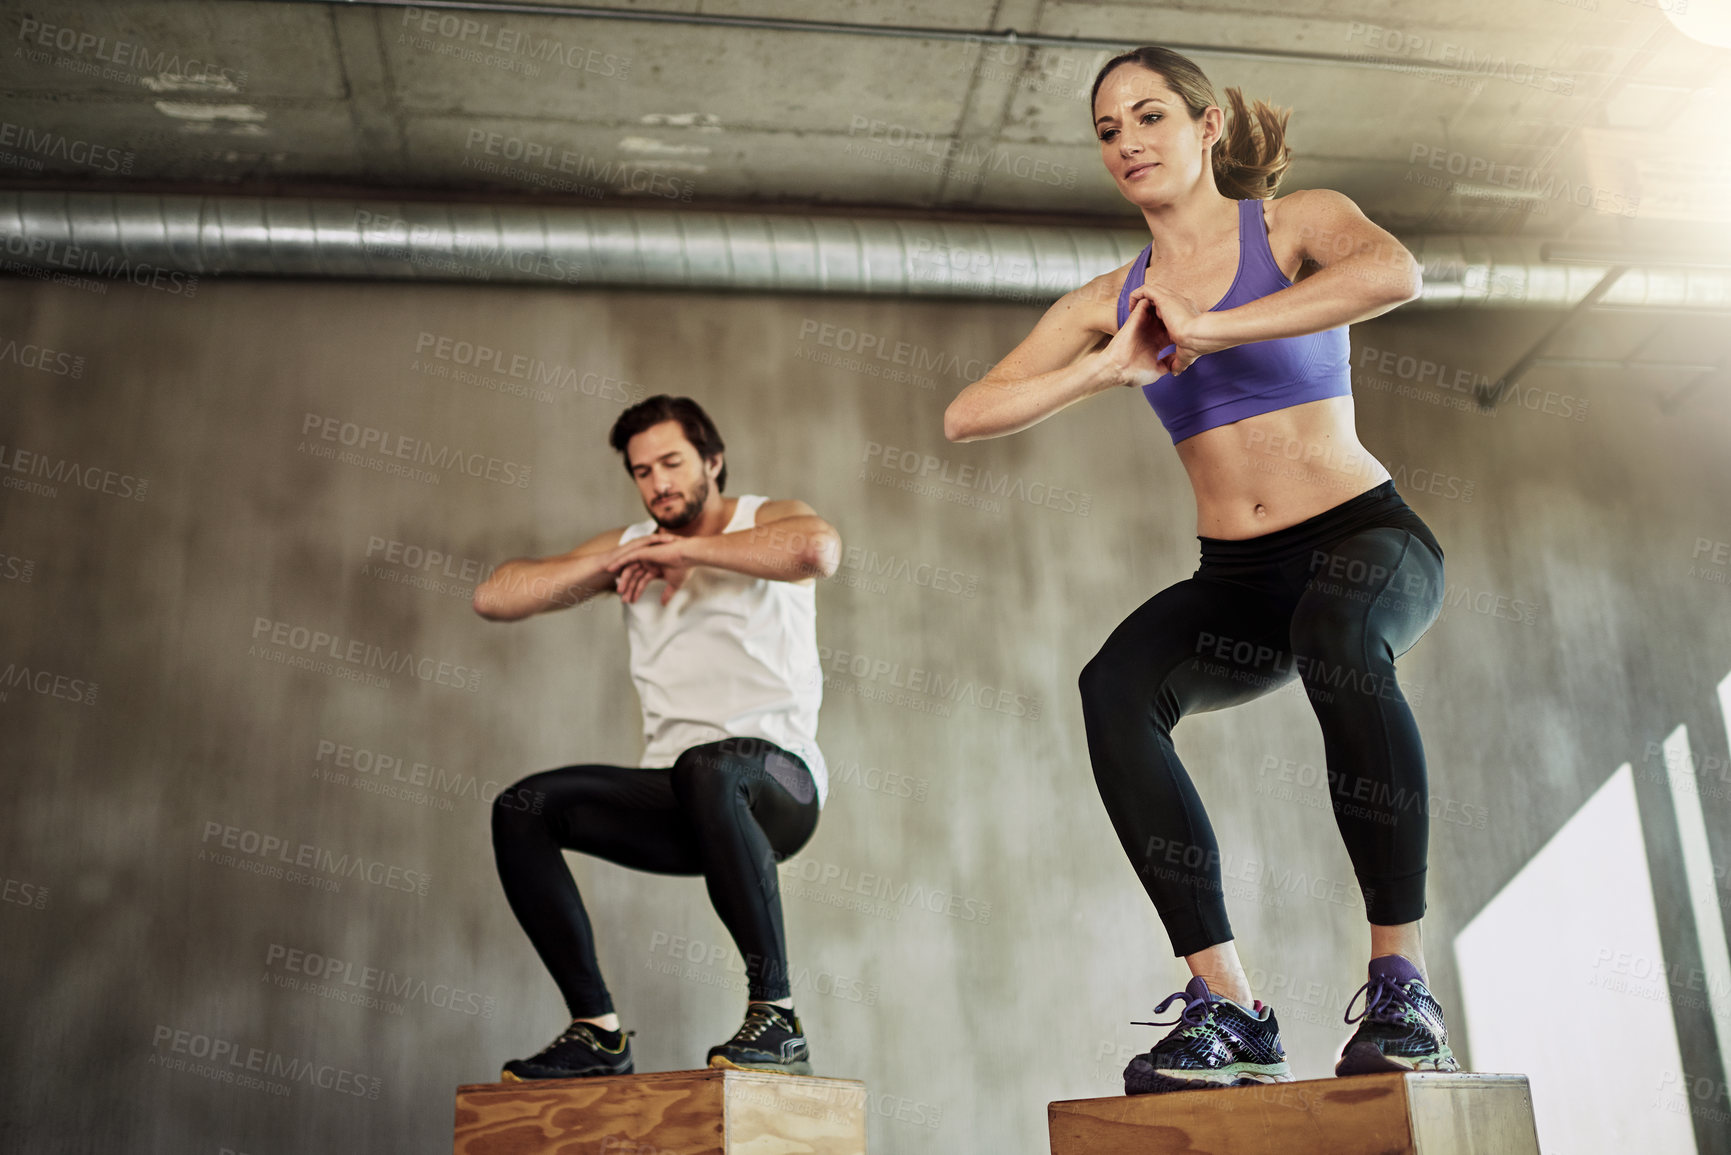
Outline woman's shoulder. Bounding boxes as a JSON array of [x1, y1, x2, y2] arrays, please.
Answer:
[[1261, 189, 1344, 284], [1261, 187, 1366, 248]]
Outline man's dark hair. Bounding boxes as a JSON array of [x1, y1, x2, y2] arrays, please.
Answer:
[[608, 395, 727, 491]]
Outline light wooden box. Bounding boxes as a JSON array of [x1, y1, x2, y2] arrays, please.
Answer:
[[1049, 1072, 1540, 1155], [454, 1068, 867, 1155]]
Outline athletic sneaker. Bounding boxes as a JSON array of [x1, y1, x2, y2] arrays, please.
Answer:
[[500, 1020, 635, 1081], [706, 1002, 813, 1075], [1123, 976, 1294, 1094], [1335, 954, 1460, 1075]]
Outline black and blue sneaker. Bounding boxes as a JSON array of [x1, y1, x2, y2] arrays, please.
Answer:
[[707, 1002, 813, 1075], [500, 1020, 634, 1081], [1335, 954, 1460, 1075], [1123, 976, 1294, 1094]]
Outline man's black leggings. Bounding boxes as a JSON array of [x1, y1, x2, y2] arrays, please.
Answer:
[[1079, 482, 1446, 956], [491, 737, 820, 1018]]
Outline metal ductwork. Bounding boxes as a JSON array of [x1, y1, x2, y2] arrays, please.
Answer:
[[2, 191, 1729, 310]]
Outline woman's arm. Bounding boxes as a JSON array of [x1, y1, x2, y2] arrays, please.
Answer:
[[1135, 189, 1423, 375], [944, 273, 1164, 443]]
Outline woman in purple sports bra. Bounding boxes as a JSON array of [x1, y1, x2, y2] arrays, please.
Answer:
[[945, 46, 1458, 1094]]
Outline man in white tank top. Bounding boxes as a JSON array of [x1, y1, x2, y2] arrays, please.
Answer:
[[474, 395, 839, 1081]]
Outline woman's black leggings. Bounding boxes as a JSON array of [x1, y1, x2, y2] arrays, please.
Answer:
[[1079, 481, 1446, 956], [491, 737, 820, 1018]]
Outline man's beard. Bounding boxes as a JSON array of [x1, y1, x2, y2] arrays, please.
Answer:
[[651, 475, 709, 530]]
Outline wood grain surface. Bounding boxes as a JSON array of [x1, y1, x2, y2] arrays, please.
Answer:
[[454, 1068, 867, 1155], [1048, 1072, 1540, 1155]]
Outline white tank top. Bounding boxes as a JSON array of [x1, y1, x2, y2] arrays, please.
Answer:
[[618, 495, 828, 808]]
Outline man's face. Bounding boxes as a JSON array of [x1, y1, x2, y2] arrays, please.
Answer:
[[626, 419, 719, 530]]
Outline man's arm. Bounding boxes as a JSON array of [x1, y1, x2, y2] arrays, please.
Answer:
[[605, 499, 841, 606], [691, 498, 841, 581], [473, 527, 641, 621]]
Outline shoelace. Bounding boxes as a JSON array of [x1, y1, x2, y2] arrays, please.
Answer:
[[545, 1022, 634, 1053], [1132, 986, 1217, 1037], [733, 1005, 785, 1043], [1343, 975, 1419, 1026]]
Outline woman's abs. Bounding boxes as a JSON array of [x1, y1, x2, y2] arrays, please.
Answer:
[[1175, 396, 1392, 540]]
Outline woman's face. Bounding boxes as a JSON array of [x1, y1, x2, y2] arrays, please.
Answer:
[[1092, 65, 1220, 204]]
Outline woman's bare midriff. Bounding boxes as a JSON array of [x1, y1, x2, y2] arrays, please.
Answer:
[[1175, 395, 1391, 540]]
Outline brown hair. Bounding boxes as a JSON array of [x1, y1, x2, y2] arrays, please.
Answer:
[[1090, 46, 1292, 200], [608, 394, 727, 491]]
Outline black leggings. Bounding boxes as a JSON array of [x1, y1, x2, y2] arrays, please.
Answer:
[[1078, 482, 1445, 956], [491, 737, 820, 1018]]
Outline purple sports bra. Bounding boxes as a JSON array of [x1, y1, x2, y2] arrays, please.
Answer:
[[1116, 197, 1351, 444]]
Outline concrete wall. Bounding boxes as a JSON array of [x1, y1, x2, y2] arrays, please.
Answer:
[[1, 274, 1727, 1154]]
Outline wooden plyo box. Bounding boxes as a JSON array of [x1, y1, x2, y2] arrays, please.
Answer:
[[1049, 1072, 1540, 1155], [454, 1068, 867, 1155]]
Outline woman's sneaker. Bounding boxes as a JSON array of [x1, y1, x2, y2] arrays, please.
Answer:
[[501, 1020, 634, 1081], [706, 1002, 813, 1075], [1335, 954, 1460, 1075], [1123, 976, 1294, 1094]]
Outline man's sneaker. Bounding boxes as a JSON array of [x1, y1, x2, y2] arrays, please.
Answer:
[[1123, 976, 1294, 1094], [706, 1002, 813, 1075], [1335, 954, 1460, 1075], [500, 1020, 634, 1081]]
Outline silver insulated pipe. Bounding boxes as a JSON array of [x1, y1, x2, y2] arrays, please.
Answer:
[[2, 191, 1728, 310]]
